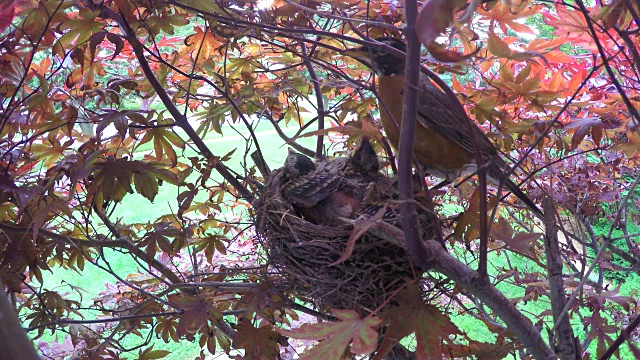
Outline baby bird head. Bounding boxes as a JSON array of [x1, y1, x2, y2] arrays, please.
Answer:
[[284, 148, 315, 178], [350, 137, 380, 176]]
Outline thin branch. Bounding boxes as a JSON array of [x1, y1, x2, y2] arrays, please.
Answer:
[[25, 310, 184, 332], [115, 11, 254, 203], [300, 42, 326, 159], [575, 0, 640, 125], [169, 281, 260, 291], [598, 311, 640, 360], [552, 171, 640, 333]]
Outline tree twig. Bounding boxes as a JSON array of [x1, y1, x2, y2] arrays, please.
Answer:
[[598, 311, 640, 360]]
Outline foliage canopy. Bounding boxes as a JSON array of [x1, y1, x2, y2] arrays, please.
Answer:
[[2, 0, 640, 358]]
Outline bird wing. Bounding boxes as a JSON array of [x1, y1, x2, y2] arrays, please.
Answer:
[[416, 80, 507, 170], [416, 81, 545, 218], [283, 167, 343, 208]]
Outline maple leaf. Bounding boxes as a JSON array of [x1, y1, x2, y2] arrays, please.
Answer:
[[30, 138, 74, 167], [146, 12, 190, 36], [453, 190, 498, 242], [89, 32, 125, 61], [232, 319, 280, 360], [87, 158, 181, 210], [94, 110, 146, 138], [179, 26, 223, 64], [487, 30, 512, 58], [155, 317, 179, 343], [138, 345, 171, 360], [193, 235, 228, 264], [58, 9, 104, 48], [543, 5, 593, 48], [168, 294, 209, 340], [375, 286, 462, 360], [490, 217, 542, 259], [478, 1, 543, 35], [565, 116, 603, 149], [137, 119, 185, 165], [278, 309, 383, 359], [585, 310, 617, 357], [415, 0, 466, 48], [587, 285, 637, 311]]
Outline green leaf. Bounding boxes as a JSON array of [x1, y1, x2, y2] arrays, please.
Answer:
[[134, 173, 159, 202], [58, 9, 104, 48], [487, 31, 512, 58]]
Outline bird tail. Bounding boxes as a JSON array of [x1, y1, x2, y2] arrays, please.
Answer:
[[503, 178, 544, 220]]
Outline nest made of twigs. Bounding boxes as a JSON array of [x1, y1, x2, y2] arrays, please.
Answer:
[[253, 166, 434, 312]]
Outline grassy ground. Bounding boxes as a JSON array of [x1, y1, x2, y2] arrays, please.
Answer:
[[448, 222, 640, 358]]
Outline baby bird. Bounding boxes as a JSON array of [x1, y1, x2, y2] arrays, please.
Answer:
[[282, 138, 380, 225], [345, 136, 380, 180], [283, 148, 316, 179]]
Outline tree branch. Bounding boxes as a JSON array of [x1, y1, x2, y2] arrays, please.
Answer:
[[0, 282, 40, 360], [542, 198, 576, 360], [598, 311, 640, 360], [115, 11, 254, 203], [300, 42, 326, 159], [426, 240, 556, 359], [374, 221, 555, 358], [398, 0, 424, 274]]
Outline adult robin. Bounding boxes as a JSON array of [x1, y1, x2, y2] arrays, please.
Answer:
[[283, 138, 380, 225], [341, 37, 543, 219]]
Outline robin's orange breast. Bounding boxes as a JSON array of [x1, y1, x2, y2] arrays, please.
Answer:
[[377, 75, 472, 172]]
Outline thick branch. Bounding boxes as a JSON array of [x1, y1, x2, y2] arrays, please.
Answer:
[[377, 222, 555, 359], [398, 0, 424, 270], [0, 282, 40, 360], [542, 198, 576, 360], [424, 241, 556, 359]]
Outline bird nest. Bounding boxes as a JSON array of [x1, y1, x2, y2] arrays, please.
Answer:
[[254, 166, 433, 312]]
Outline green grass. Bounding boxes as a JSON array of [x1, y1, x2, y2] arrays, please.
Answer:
[[447, 220, 640, 359]]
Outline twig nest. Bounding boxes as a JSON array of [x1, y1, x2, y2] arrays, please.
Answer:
[[254, 164, 436, 312]]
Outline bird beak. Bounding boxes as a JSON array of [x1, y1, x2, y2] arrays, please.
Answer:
[[340, 46, 370, 58], [357, 136, 372, 150], [340, 46, 373, 69]]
